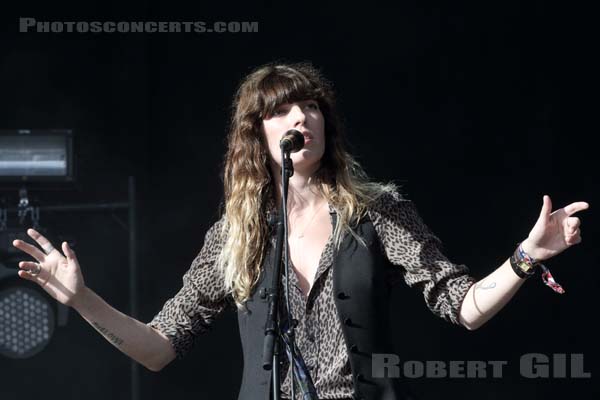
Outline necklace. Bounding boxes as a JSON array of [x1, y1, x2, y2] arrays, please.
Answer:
[[291, 202, 325, 239]]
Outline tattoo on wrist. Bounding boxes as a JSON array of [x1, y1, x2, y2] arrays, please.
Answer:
[[92, 321, 124, 347]]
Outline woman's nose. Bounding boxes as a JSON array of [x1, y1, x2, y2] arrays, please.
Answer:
[[288, 105, 306, 125]]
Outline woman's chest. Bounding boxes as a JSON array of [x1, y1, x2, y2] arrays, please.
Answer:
[[287, 211, 333, 296]]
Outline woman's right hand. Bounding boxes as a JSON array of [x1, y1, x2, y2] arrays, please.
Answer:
[[12, 228, 86, 307]]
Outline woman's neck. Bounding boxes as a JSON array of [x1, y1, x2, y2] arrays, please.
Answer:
[[271, 163, 326, 213]]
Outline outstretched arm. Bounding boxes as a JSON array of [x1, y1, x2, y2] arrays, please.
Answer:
[[458, 195, 589, 330], [13, 230, 176, 371], [73, 286, 177, 371]]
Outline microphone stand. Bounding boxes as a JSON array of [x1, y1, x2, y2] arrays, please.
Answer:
[[262, 148, 297, 400]]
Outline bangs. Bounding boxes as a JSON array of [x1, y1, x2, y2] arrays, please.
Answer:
[[256, 67, 323, 118]]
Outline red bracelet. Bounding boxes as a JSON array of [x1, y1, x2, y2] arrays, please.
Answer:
[[539, 264, 565, 294]]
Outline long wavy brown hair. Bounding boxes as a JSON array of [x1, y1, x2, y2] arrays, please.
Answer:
[[218, 62, 394, 306]]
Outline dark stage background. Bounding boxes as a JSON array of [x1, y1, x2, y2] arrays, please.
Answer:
[[0, 1, 598, 399]]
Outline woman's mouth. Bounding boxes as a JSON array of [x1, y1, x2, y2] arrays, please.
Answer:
[[300, 131, 313, 145]]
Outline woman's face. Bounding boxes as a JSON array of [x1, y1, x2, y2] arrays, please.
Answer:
[[261, 99, 326, 174]]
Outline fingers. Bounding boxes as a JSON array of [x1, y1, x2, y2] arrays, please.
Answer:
[[19, 261, 40, 272], [563, 201, 590, 216], [565, 216, 581, 231], [17, 262, 43, 283], [17, 269, 37, 281], [12, 239, 46, 262], [27, 228, 59, 255], [12, 228, 64, 261], [62, 241, 78, 264], [565, 228, 582, 245], [564, 215, 582, 245], [539, 195, 553, 221]]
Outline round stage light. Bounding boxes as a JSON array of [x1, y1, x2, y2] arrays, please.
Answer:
[[0, 286, 56, 359]]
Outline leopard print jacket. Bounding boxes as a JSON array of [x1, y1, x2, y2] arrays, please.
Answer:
[[147, 189, 477, 399]]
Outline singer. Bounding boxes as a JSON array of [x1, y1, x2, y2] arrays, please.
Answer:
[[12, 63, 589, 400]]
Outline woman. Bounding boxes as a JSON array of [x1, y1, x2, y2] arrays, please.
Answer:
[[12, 62, 588, 400]]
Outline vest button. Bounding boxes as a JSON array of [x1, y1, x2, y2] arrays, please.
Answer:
[[259, 288, 268, 299], [344, 317, 353, 326], [357, 373, 366, 382], [337, 291, 348, 299], [350, 344, 358, 353]]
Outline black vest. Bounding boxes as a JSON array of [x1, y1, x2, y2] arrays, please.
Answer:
[[237, 215, 411, 400]]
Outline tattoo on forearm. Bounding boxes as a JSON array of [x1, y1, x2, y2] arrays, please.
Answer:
[[472, 280, 497, 316], [476, 281, 497, 290], [92, 321, 124, 347]]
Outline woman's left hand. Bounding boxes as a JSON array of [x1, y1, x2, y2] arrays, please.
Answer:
[[521, 195, 589, 261]]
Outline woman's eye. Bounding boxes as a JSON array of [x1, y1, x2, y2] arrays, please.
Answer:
[[306, 102, 319, 110]]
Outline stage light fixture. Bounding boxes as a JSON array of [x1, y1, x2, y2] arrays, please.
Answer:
[[0, 225, 69, 359], [0, 129, 73, 182], [0, 282, 55, 359]]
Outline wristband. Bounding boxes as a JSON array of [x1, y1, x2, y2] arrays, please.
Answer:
[[510, 242, 565, 294], [509, 243, 537, 279], [510, 254, 535, 279]]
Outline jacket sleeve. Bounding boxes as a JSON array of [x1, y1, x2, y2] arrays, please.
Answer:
[[146, 218, 230, 359], [368, 189, 476, 325]]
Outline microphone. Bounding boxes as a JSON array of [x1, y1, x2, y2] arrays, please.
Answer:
[[279, 129, 305, 153]]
